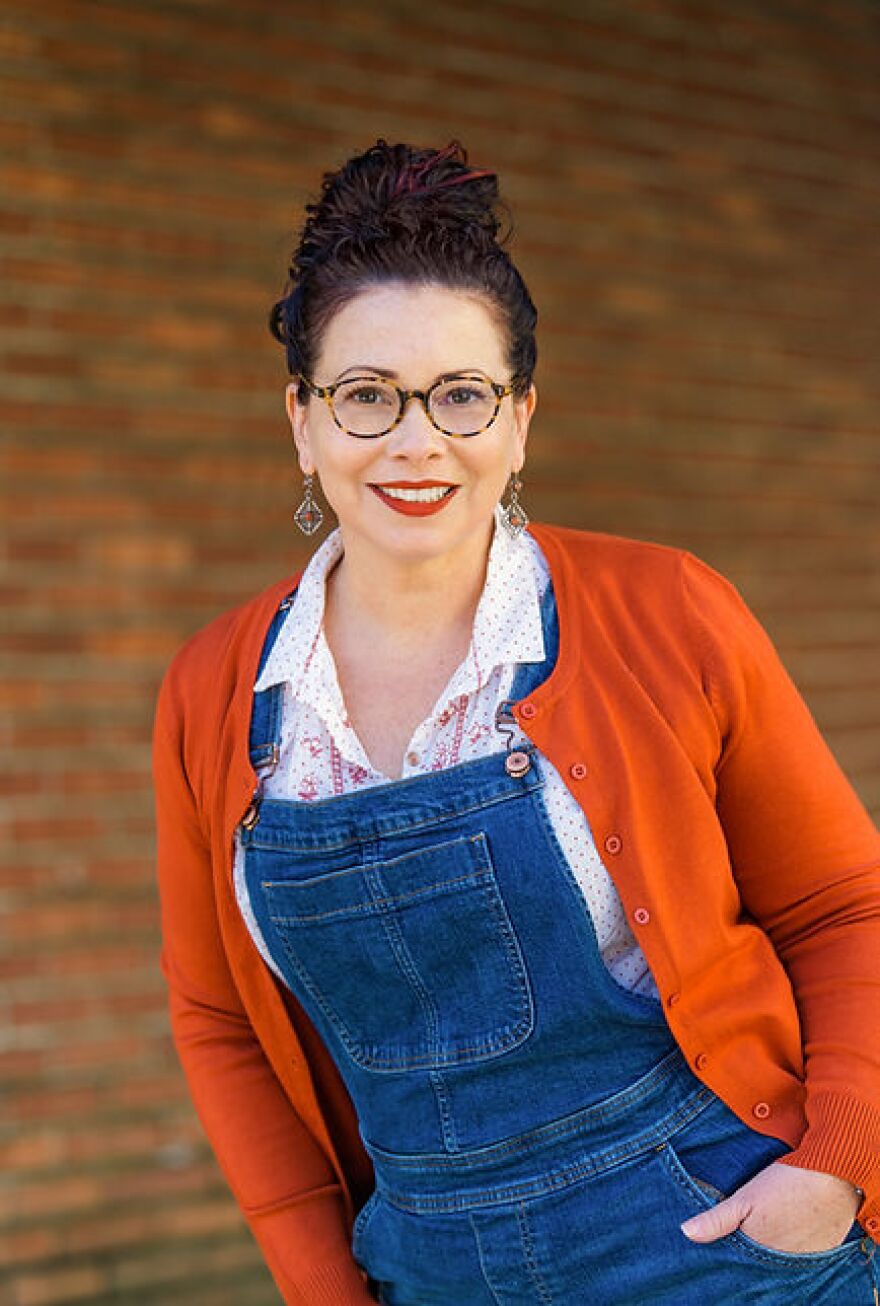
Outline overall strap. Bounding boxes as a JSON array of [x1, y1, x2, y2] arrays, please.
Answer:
[[508, 575, 559, 703], [492, 577, 559, 776], [248, 589, 298, 773]]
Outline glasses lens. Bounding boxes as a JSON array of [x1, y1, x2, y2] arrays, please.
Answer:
[[333, 379, 400, 436], [431, 379, 497, 435]]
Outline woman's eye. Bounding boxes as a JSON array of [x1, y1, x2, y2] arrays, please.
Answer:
[[443, 386, 479, 405], [352, 387, 383, 404]]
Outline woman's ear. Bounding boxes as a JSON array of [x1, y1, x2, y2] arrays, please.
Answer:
[[512, 382, 537, 473], [286, 381, 315, 475]]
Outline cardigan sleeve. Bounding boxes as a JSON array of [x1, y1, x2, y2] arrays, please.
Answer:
[[680, 552, 880, 1227], [153, 664, 375, 1305]]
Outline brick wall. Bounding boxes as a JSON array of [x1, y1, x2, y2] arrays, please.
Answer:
[[1, 1, 878, 1301]]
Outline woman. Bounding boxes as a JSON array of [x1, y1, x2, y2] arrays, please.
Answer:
[[154, 139, 880, 1304]]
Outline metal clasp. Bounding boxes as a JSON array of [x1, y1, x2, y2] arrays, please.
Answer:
[[240, 742, 280, 830], [494, 699, 534, 778]]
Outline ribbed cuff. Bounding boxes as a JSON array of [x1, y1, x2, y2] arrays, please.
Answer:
[[289, 1258, 374, 1304], [247, 1185, 376, 1304], [778, 1090, 880, 1237]]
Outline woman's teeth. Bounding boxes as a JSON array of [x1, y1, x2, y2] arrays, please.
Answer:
[[376, 486, 455, 502]]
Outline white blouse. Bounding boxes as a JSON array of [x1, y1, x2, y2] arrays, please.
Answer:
[[233, 506, 657, 997]]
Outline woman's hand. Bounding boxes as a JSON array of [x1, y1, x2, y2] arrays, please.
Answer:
[[680, 1161, 862, 1254]]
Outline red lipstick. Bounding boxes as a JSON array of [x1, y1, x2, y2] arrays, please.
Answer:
[[368, 481, 459, 517]]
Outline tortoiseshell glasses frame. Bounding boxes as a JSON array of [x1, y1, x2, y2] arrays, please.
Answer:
[[296, 372, 519, 439]]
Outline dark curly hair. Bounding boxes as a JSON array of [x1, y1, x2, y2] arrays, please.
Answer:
[[268, 138, 537, 404]]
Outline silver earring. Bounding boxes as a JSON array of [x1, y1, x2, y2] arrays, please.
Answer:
[[499, 472, 528, 539], [293, 473, 324, 536]]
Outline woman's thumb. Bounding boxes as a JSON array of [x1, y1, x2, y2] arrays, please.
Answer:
[[681, 1195, 749, 1243]]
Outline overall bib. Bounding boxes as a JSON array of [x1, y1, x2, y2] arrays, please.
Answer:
[[240, 582, 876, 1304]]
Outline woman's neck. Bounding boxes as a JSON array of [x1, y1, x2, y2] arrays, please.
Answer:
[[324, 524, 493, 652]]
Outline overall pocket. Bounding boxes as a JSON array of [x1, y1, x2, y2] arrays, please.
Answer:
[[262, 831, 534, 1071], [657, 1138, 865, 1268], [653, 1094, 871, 1290]]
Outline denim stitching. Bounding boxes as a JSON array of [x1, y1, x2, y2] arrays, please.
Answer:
[[430, 1068, 458, 1153], [369, 859, 442, 1068], [266, 869, 497, 924], [261, 829, 488, 892], [468, 1210, 505, 1305], [243, 769, 544, 851], [352, 1188, 382, 1256], [377, 1086, 715, 1213], [366, 1049, 694, 1169], [516, 1201, 554, 1304]]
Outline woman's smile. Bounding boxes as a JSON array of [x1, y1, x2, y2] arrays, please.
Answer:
[[368, 479, 460, 515]]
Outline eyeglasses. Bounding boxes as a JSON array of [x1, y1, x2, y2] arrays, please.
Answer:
[[297, 372, 517, 439]]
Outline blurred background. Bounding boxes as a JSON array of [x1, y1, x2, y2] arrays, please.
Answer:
[[1, 0, 878, 1301]]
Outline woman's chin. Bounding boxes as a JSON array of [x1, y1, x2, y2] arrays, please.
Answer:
[[339, 505, 493, 567]]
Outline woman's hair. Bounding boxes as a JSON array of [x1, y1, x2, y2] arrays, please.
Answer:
[[268, 138, 537, 403]]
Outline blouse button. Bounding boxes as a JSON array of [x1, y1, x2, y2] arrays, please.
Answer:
[[406, 751, 420, 767], [569, 762, 588, 780], [695, 1053, 709, 1071], [519, 702, 537, 720], [604, 834, 623, 855], [752, 1101, 772, 1120], [633, 907, 650, 926]]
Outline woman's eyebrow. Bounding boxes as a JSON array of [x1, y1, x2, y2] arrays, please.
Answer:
[[334, 365, 486, 383], [337, 365, 396, 379]]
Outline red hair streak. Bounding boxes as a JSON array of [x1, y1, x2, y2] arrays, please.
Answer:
[[390, 142, 494, 198]]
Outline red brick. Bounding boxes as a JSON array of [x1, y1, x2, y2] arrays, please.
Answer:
[[12, 1264, 108, 1306]]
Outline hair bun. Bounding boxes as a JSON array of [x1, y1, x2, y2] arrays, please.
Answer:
[[296, 138, 506, 277]]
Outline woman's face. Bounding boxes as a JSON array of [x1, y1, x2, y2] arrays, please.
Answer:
[[286, 282, 537, 570]]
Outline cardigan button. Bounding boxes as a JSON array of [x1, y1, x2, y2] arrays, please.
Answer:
[[519, 702, 537, 720], [865, 1216, 879, 1233], [569, 762, 588, 780], [667, 991, 681, 1007], [752, 1101, 772, 1120], [604, 834, 623, 855], [633, 907, 650, 926], [694, 1053, 709, 1071]]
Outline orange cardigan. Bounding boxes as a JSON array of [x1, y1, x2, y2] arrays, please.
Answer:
[[153, 522, 880, 1303]]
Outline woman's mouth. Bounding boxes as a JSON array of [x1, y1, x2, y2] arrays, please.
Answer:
[[369, 483, 459, 516]]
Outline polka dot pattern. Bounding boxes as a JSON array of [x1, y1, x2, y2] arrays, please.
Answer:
[[234, 504, 656, 997]]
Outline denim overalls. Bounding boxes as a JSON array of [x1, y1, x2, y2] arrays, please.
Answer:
[[240, 581, 876, 1304]]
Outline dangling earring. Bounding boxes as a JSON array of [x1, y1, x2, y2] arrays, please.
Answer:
[[293, 472, 324, 536], [499, 471, 528, 539]]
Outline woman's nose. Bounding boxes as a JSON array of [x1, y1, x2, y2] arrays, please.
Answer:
[[388, 396, 445, 454]]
